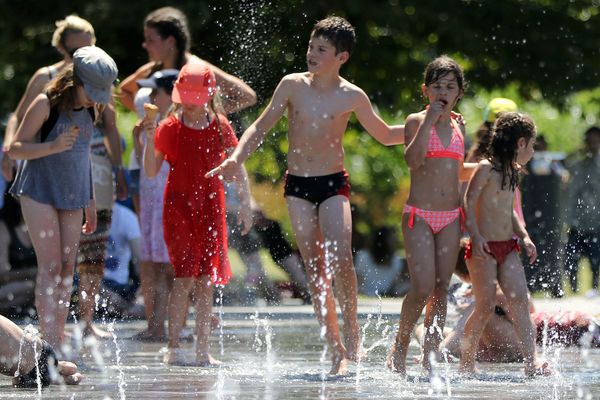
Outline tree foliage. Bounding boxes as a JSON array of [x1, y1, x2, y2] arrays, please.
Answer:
[[1, 0, 599, 242]]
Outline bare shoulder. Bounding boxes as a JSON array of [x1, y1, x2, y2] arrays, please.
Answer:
[[339, 77, 363, 95], [32, 92, 50, 109], [476, 159, 494, 175], [281, 72, 309, 86], [28, 67, 53, 89], [21, 93, 50, 124], [405, 111, 426, 131], [275, 73, 309, 94]]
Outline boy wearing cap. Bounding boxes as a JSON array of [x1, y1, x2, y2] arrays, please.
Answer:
[[6, 46, 118, 351], [207, 16, 404, 375]]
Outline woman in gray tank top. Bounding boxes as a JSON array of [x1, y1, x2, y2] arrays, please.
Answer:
[[5, 46, 118, 351]]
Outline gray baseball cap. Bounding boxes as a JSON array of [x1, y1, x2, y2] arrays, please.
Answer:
[[73, 46, 118, 104]]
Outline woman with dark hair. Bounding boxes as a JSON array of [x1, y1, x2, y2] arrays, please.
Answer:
[[118, 7, 256, 343], [119, 6, 257, 115]]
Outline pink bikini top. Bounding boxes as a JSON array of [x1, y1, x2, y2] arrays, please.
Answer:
[[425, 121, 465, 161]]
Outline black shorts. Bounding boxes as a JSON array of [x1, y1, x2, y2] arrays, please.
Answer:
[[284, 170, 350, 207], [13, 340, 57, 388]]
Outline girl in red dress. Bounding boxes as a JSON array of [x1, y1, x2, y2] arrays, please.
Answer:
[[143, 63, 252, 365]]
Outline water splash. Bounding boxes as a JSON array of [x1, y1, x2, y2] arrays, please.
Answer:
[[356, 312, 372, 385], [214, 284, 226, 399], [15, 325, 43, 396], [108, 322, 126, 400]]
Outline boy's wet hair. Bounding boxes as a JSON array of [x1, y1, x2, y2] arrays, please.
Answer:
[[424, 55, 466, 92], [487, 112, 536, 190], [145, 7, 190, 70], [311, 16, 356, 55]]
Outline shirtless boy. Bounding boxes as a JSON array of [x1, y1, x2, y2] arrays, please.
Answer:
[[208, 16, 404, 375]]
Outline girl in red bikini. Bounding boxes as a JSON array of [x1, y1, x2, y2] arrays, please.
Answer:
[[387, 56, 475, 375], [459, 112, 552, 377]]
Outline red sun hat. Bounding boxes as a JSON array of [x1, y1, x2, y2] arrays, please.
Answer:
[[171, 63, 217, 106]]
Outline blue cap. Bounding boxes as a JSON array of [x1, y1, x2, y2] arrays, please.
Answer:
[[136, 69, 179, 93], [73, 46, 118, 104]]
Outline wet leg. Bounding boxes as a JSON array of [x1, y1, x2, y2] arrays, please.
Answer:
[[56, 209, 84, 347], [421, 220, 461, 374], [20, 197, 64, 350], [319, 196, 360, 361], [195, 275, 220, 365], [458, 255, 497, 374], [498, 252, 552, 377], [288, 196, 348, 375], [388, 215, 436, 375]]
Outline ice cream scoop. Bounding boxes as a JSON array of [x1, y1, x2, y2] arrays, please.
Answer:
[[143, 103, 159, 120]]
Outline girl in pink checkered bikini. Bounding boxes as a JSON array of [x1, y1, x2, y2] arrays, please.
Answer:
[[387, 56, 476, 375]]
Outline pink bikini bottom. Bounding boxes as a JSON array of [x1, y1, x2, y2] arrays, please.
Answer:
[[403, 204, 464, 234]]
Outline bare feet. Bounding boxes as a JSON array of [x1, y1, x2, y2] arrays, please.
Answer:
[[386, 345, 406, 375], [83, 325, 114, 340], [58, 361, 84, 385], [457, 361, 480, 377], [346, 343, 367, 363], [329, 352, 350, 376], [163, 348, 222, 367], [163, 347, 195, 366], [524, 361, 553, 377], [196, 353, 222, 367]]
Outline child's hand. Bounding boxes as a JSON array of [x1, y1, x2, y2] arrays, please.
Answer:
[[52, 126, 79, 153], [1, 156, 16, 181], [425, 101, 445, 123], [133, 121, 143, 139], [141, 118, 157, 139], [205, 158, 242, 182], [237, 206, 253, 235], [82, 199, 97, 235], [472, 235, 490, 259], [523, 236, 537, 264]]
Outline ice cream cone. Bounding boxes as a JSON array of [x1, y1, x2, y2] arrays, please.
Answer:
[[144, 103, 159, 120]]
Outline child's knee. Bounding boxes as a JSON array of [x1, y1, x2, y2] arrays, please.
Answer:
[[411, 283, 435, 302], [474, 300, 496, 316], [506, 291, 529, 309]]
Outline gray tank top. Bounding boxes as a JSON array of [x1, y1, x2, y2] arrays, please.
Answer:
[[10, 107, 94, 210]]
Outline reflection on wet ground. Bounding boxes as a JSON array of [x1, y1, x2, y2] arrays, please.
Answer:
[[1, 299, 598, 399]]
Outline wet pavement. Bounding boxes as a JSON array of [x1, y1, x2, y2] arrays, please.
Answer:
[[1, 297, 598, 399]]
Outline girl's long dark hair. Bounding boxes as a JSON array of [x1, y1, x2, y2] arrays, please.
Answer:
[[486, 112, 536, 191]]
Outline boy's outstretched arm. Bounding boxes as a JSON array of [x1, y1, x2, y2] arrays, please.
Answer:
[[206, 77, 291, 181], [227, 146, 253, 235], [354, 89, 404, 145]]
